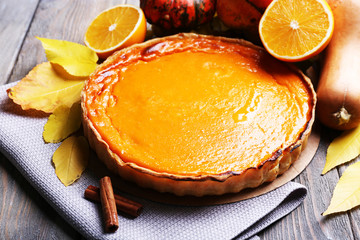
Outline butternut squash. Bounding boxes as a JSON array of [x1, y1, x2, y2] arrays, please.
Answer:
[[317, 0, 360, 130]]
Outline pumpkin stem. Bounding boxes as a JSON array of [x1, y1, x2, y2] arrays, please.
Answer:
[[333, 107, 351, 125]]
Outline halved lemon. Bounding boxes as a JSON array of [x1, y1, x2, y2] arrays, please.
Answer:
[[84, 4, 147, 59], [259, 0, 334, 62]]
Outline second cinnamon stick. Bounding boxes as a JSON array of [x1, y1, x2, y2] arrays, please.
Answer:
[[100, 176, 119, 233]]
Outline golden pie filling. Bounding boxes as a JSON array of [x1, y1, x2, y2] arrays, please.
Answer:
[[82, 34, 316, 196]]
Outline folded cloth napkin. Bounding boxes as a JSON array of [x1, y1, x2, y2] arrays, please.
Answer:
[[0, 82, 307, 240]]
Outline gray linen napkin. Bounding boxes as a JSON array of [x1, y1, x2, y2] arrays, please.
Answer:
[[0, 82, 307, 240]]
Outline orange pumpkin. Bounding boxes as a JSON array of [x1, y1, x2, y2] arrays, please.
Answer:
[[216, 0, 263, 30], [140, 0, 216, 30]]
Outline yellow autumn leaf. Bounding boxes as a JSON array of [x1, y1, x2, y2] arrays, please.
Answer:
[[322, 125, 360, 174], [7, 62, 84, 113], [52, 136, 89, 186], [323, 161, 360, 215], [43, 103, 82, 143], [36, 37, 98, 79]]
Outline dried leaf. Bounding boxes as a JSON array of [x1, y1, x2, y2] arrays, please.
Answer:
[[7, 62, 84, 113], [43, 103, 82, 143], [52, 136, 89, 186], [322, 125, 360, 174], [323, 161, 360, 215], [37, 37, 98, 79]]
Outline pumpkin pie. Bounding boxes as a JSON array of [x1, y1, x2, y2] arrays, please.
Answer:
[[81, 33, 316, 196]]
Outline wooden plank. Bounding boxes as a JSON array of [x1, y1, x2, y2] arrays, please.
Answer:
[[0, 0, 39, 84], [0, 154, 81, 239]]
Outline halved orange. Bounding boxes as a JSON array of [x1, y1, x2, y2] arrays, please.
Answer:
[[84, 5, 147, 59], [259, 0, 334, 62]]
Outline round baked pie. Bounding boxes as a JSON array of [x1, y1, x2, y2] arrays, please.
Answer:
[[82, 33, 316, 196]]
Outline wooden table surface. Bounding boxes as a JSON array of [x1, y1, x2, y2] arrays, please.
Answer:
[[1, 0, 359, 239]]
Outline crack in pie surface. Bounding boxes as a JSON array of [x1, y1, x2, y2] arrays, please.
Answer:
[[82, 33, 316, 196]]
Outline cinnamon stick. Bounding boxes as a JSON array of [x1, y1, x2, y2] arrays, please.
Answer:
[[84, 185, 143, 217], [99, 176, 119, 232]]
